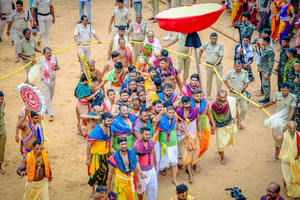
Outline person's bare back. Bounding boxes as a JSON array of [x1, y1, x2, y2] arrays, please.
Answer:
[[102, 60, 115, 80], [21, 125, 37, 150]]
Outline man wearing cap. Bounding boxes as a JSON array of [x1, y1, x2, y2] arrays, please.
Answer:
[[93, 185, 118, 200], [108, 0, 131, 37], [199, 33, 224, 100], [256, 36, 275, 105], [0, 0, 14, 42], [284, 48, 298, 93], [224, 60, 249, 129], [276, 36, 290, 92], [0, 91, 6, 175], [31, 0, 55, 47], [18, 28, 42, 83], [128, 12, 149, 64], [74, 15, 102, 62], [7, 0, 33, 63], [163, 32, 191, 85]]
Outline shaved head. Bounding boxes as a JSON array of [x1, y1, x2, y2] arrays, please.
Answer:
[[93, 105, 102, 115], [287, 120, 297, 135]]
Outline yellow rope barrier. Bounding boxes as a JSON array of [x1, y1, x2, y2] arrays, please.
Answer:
[[200, 62, 271, 117]]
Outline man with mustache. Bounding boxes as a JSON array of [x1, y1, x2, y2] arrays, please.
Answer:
[[158, 83, 180, 107], [134, 107, 153, 138], [211, 90, 240, 165], [86, 112, 114, 199], [181, 74, 206, 99], [272, 121, 300, 199], [260, 182, 284, 200], [111, 89, 130, 116], [176, 96, 201, 183], [80, 105, 103, 138]]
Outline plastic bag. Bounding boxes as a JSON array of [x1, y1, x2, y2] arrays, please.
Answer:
[[28, 64, 42, 84], [264, 108, 289, 133]]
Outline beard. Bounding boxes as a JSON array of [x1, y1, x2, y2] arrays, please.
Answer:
[[165, 93, 171, 97], [120, 148, 127, 152], [167, 115, 173, 119], [184, 106, 191, 110], [220, 100, 227, 103], [194, 99, 201, 103], [122, 99, 128, 103]]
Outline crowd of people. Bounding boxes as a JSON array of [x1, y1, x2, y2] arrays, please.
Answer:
[[0, 0, 300, 199]]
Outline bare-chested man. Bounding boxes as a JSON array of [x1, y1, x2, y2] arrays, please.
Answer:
[[89, 60, 102, 93], [101, 51, 120, 81], [158, 83, 181, 107], [17, 108, 44, 157], [111, 89, 130, 116], [157, 57, 183, 93], [17, 140, 52, 199], [15, 106, 29, 155], [101, 89, 118, 115], [80, 105, 103, 137], [116, 37, 133, 68]]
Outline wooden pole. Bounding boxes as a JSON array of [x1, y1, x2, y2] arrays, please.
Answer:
[[194, 48, 203, 90]]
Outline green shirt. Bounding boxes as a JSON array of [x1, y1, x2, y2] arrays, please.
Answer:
[[240, 21, 254, 40], [224, 69, 249, 91], [259, 45, 275, 76], [278, 46, 289, 75], [18, 37, 36, 57]]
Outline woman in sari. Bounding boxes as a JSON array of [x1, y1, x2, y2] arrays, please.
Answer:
[[276, 0, 295, 45], [271, 0, 283, 40]]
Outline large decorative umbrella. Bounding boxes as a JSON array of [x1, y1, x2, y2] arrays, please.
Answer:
[[17, 83, 46, 114], [156, 3, 226, 89]]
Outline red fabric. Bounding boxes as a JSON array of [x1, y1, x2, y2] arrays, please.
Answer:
[[155, 3, 226, 34]]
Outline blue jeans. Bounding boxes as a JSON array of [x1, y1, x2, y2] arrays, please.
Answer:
[[133, 2, 142, 14], [31, 8, 39, 32], [78, 0, 91, 22]]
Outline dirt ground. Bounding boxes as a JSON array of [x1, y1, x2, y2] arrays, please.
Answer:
[[0, 0, 295, 199]]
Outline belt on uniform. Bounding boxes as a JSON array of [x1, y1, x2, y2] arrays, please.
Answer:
[[42, 77, 56, 82], [131, 39, 144, 42], [38, 12, 51, 16], [206, 61, 221, 66]]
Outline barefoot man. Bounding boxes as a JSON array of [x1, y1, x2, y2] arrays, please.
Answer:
[[100, 89, 117, 114], [101, 51, 120, 81], [133, 127, 158, 200], [272, 121, 300, 200], [211, 90, 239, 165], [17, 108, 44, 157], [17, 140, 52, 200], [176, 96, 201, 183], [0, 91, 6, 175], [107, 137, 144, 200], [116, 37, 133, 68], [153, 106, 185, 186], [86, 112, 114, 199], [181, 74, 206, 99]]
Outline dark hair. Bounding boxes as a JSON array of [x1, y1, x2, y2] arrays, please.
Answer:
[[0, 91, 4, 97], [243, 34, 250, 40], [16, 0, 23, 6], [262, 36, 271, 44], [117, 136, 127, 144], [235, 59, 242, 65], [166, 105, 174, 111], [22, 28, 30, 35], [101, 112, 113, 120], [193, 89, 202, 95], [136, 76, 145, 83], [30, 111, 38, 118], [129, 79, 136, 84], [111, 51, 120, 59], [190, 73, 199, 81], [161, 49, 169, 57], [33, 140, 41, 147], [96, 185, 108, 193], [153, 78, 162, 86], [210, 32, 218, 37], [181, 96, 191, 103], [128, 65, 136, 72], [151, 74, 160, 81], [132, 97, 141, 103], [137, 90, 146, 96], [295, 60, 300, 65], [43, 47, 51, 53], [164, 83, 173, 90], [242, 11, 251, 20], [118, 37, 125, 43], [80, 73, 88, 82], [141, 127, 151, 134], [118, 25, 126, 30], [137, 85, 145, 91], [164, 101, 173, 108], [148, 67, 156, 73], [107, 89, 115, 96], [129, 71, 137, 76], [218, 89, 228, 96], [160, 57, 168, 63], [282, 36, 291, 42], [263, 28, 271, 36], [81, 15, 87, 21], [139, 107, 149, 114], [117, 0, 124, 3], [153, 100, 162, 106], [281, 82, 290, 89], [176, 183, 188, 194], [120, 89, 130, 96], [115, 61, 123, 69]]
